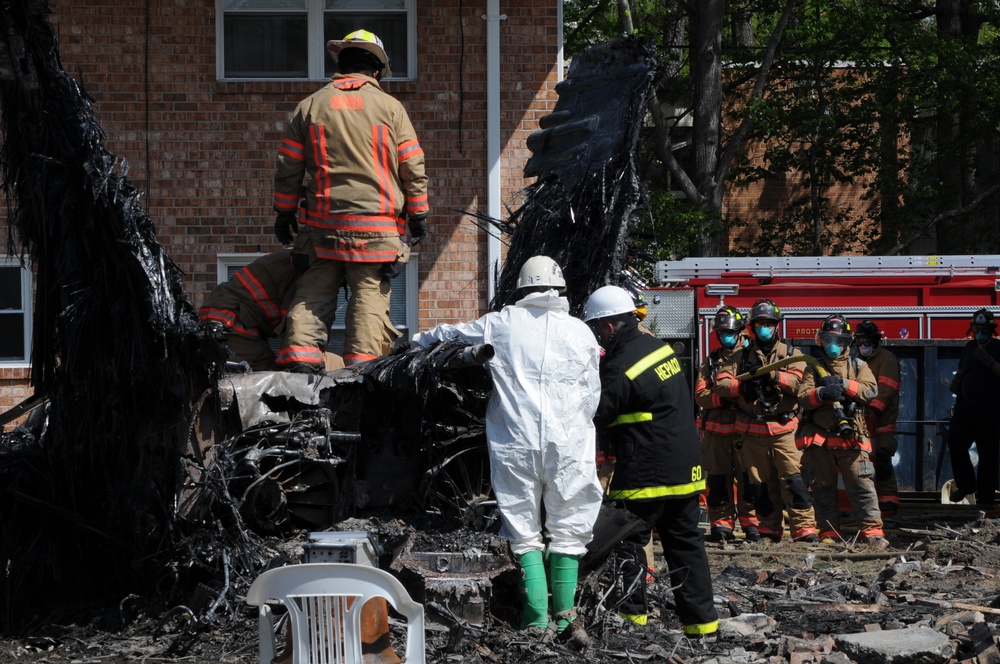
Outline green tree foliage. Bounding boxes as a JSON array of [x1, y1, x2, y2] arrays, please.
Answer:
[[563, 0, 1000, 258]]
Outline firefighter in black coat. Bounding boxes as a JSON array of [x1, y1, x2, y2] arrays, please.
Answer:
[[948, 308, 1000, 505], [583, 286, 719, 637]]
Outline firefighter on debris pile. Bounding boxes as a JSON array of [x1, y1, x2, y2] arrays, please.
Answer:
[[712, 298, 818, 543], [947, 308, 1000, 506], [853, 320, 901, 518], [797, 315, 887, 548], [412, 256, 600, 651], [584, 285, 719, 637], [273, 29, 429, 371], [695, 306, 760, 542], [198, 250, 343, 372]]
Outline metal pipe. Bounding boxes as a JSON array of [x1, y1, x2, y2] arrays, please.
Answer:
[[446, 344, 495, 368], [484, 0, 505, 305]]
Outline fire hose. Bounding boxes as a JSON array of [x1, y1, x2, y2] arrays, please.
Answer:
[[735, 354, 858, 438], [733, 352, 827, 382]]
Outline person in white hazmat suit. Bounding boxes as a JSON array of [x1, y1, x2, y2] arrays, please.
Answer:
[[411, 255, 602, 646]]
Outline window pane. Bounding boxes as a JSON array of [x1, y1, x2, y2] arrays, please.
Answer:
[[324, 14, 407, 77], [0, 267, 21, 310], [327, 0, 406, 9], [224, 14, 308, 77], [226, 0, 306, 8], [0, 313, 24, 360]]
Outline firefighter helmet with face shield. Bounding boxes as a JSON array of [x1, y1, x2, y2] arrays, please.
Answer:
[[714, 306, 745, 350], [749, 298, 781, 343], [853, 320, 881, 357], [750, 298, 782, 323], [326, 30, 392, 78], [967, 308, 998, 337], [818, 314, 852, 358], [713, 306, 746, 331]]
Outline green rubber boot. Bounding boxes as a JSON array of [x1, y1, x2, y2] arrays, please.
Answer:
[[518, 550, 550, 630], [549, 552, 581, 633]]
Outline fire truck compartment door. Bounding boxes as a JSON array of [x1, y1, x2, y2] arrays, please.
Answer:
[[642, 289, 695, 339]]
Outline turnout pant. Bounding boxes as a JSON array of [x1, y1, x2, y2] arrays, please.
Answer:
[[738, 430, 817, 541], [280, 238, 399, 368], [703, 431, 758, 535], [800, 445, 883, 539], [224, 331, 278, 371], [618, 495, 718, 636], [949, 399, 1000, 506], [872, 432, 899, 508]]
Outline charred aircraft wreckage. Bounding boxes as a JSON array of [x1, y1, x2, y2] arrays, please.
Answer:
[[0, 1, 658, 655]]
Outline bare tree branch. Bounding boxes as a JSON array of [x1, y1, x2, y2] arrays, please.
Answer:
[[885, 183, 1000, 255], [713, 0, 797, 200], [565, 0, 611, 50], [649, 96, 705, 205]]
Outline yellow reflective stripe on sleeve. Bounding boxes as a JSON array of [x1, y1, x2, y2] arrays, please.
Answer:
[[625, 344, 676, 380], [683, 620, 719, 635], [608, 412, 653, 427], [609, 479, 706, 500]]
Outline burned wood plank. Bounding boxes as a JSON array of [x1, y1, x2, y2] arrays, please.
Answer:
[[797, 604, 896, 613], [969, 621, 1000, 664]]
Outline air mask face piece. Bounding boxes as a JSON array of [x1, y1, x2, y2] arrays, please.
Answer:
[[719, 331, 738, 349]]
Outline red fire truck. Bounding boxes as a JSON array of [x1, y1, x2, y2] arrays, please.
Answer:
[[640, 255, 1000, 499]]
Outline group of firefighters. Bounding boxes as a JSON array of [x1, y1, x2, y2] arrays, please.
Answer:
[[192, 27, 1000, 652], [697, 301, 899, 548], [698, 301, 1000, 551]]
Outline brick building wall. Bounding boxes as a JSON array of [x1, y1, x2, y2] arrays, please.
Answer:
[[0, 1, 560, 425], [724, 163, 878, 254]]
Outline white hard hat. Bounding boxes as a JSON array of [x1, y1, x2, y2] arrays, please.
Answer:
[[516, 256, 566, 291], [583, 285, 637, 322], [326, 29, 392, 78]]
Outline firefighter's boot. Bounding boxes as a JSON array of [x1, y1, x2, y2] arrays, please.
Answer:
[[708, 526, 734, 542], [518, 550, 549, 630]]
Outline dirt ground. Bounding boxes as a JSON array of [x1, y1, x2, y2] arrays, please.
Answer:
[[4, 501, 1000, 663]]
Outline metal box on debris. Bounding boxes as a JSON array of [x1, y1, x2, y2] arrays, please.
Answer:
[[303, 531, 379, 566], [393, 549, 516, 628]]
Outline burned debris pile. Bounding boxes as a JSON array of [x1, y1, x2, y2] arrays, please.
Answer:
[[4, 5, 1000, 661], [0, 0, 227, 627], [491, 35, 658, 312]]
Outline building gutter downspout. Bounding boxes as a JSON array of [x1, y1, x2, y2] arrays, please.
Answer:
[[485, 0, 504, 306]]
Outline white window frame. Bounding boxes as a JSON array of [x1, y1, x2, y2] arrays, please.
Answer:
[[0, 257, 32, 366], [215, 253, 419, 354], [216, 0, 417, 82]]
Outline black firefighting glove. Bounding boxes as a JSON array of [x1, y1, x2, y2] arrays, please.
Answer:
[[816, 376, 844, 402], [274, 212, 299, 245], [738, 375, 766, 400], [407, 214, 429, 246], [381, 260, 404, 280]]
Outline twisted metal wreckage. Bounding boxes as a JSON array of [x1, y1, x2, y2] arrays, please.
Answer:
[[0, 0, 658, 648]]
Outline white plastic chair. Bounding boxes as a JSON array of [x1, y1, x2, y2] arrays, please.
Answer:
[[246, 563, 426, 664]]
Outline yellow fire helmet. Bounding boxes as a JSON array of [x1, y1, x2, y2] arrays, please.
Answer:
[[326, 30, 392, 78]]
